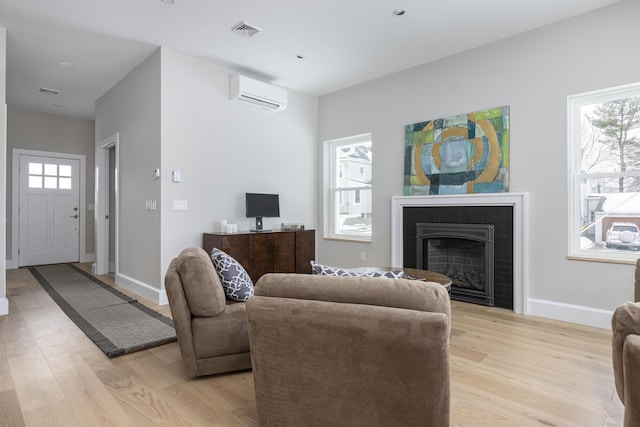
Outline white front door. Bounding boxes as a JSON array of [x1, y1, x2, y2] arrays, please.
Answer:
[[18, 154, 80, 266]]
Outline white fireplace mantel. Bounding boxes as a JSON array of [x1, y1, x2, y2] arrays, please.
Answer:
[[391, 193, 529, 314]]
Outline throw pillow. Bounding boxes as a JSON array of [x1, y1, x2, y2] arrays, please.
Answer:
[[310, 261, 404, 279], [210, 248, 254, 301]]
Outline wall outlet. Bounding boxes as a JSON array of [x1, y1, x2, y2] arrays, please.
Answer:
[[360, 251, 366, 261]]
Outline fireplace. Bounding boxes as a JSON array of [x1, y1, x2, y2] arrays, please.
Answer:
[[417, 222, 495, 306], [391, 193, 529, 314]]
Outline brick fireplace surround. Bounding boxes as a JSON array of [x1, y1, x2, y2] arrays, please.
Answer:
[[391, 193, 529, 314]]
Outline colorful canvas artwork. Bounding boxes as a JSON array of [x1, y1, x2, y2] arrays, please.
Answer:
[[404, 106, 509, 195]]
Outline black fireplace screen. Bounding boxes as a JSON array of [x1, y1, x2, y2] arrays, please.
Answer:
[[417, 223, 495, 306]]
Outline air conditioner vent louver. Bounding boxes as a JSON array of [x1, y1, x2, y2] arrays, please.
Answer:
[[237, 94, 282, 110], [39, 88, 60, 96], [231, 21, 261, 38], [229, 74, 287, 112]]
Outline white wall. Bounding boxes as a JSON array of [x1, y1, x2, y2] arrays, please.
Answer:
[[95, 49, 162, 295], [160, 48, 318, 284], [317, 0, 640, 328], [0, 26, 7, 315], [95, 47, 318, 302], [6, 108, 95, 264]]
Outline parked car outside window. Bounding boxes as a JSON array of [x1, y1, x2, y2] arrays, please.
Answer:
[[606, 222, 640, 251]]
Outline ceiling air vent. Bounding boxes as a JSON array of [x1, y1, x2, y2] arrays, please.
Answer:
[[39, 88, 60, 96], [231, 21, 261, 38]]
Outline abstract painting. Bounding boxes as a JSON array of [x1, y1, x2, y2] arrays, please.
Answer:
[[404, 106, 509, 195]]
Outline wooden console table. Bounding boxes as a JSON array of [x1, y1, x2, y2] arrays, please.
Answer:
[[203, 230, 315, 283]]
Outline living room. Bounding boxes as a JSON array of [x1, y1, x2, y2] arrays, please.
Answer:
[[0, 0, 638, 425], [2, 1, 639, 327]]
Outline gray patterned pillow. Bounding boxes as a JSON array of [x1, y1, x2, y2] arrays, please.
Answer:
[[210, 248, 254, 301], [310, 261, 404, 279]]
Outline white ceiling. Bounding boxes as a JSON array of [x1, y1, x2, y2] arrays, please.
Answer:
[[0, 0, 621, 120]]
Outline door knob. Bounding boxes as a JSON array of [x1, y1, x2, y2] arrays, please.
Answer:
[[70, 214, 79, 218]]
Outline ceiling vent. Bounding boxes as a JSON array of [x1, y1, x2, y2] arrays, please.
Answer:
[[231, 21, 261, 38], [39, 88, 60, 96]]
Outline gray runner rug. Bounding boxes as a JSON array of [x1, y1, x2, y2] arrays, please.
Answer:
[[29, 263, 176, 357]]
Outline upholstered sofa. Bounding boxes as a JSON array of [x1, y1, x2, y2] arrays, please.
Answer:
[[611, 259, 640, 426], [165, 247, 252, 377], [246, 273, 451, 426]]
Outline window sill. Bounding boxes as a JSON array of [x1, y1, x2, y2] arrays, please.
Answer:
[[567, 254, 637, 265], [323, 236, 372, 244]]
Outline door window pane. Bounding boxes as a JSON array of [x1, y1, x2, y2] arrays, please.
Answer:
[[27, 161, 73, 190], [44, 177, 58, 189], [29, 176, 42, 188], [29, 163, 42, 175], [59, 177, 72, 189], [44, 164, 57, 176], [59, 165, 72, 177]]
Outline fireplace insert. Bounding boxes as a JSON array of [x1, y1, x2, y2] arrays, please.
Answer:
[[417, 222, 494, 306]]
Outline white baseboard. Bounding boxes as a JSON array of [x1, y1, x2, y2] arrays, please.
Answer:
[[0, 297, 8, 315], [527, 298, 614, 330], [115, 272, 168, 306], [6, 259, 17, 269]]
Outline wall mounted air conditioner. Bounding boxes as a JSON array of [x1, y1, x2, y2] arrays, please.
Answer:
[[229, 74, 287, 112]]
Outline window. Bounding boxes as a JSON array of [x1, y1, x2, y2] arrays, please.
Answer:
[[568, 82, 640, 262], [28, 162, 73, 190], [324, 133, 372, 241]]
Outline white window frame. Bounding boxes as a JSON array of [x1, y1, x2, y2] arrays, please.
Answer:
[[568, 82, 640, 263], [323, 133, 372, 242]]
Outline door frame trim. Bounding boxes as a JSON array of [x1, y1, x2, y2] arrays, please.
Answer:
[[94, 133, 119, 275], [11, 148, 87, 268]]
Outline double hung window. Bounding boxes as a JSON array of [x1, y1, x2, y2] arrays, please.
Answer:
[[324, 134, 372, 241], [568, 83, 640, 262]]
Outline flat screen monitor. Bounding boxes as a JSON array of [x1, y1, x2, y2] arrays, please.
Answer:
[[245, 193, 280, 231]]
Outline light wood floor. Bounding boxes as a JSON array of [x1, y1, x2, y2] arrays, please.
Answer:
[[0, 265, 624, 426]]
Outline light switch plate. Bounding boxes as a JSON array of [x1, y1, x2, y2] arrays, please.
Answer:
[[173, 200, 188, 211]]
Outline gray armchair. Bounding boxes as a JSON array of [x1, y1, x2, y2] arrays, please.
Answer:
[[611, 258, 640, 426], [246, 273, 451, 426], [165, 247, 252, 377]]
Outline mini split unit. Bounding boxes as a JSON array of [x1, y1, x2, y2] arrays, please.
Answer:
[[229, 74, 287, 112]]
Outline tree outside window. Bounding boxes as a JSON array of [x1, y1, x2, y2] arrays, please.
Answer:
[[569, 83, 640, 261]]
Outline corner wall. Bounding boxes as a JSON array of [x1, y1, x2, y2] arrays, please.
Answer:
[[317, 0, 640, 328], [95, 49, 162, 298], [95, 47, 319, 304]]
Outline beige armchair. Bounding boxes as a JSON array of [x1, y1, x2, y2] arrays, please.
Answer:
[[246, 273, 451, 427], [611, 259, 640, 426], [165, 247, 252, 377]]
